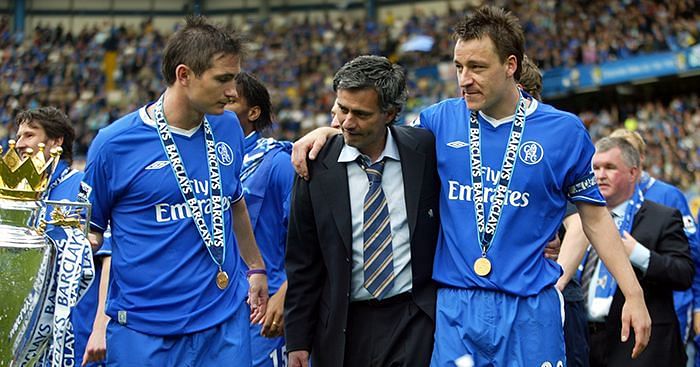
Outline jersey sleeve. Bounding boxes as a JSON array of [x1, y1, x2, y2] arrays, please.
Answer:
[[414, 107, 435, 132], [270, 151, 295, 227], [82, 131, 114, 232], [230, 124, 246, 204], [563, 122, 605, 205]]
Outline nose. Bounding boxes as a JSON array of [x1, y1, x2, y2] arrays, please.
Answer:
[[594, 168, 606, 181], [341, 113, 355, 130], [459, 68, 474, 87], [15, 136, 26, 149], [225, 85, 238, 100]]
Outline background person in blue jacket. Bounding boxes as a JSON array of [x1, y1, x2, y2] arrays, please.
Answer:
[[227, 71, 295, 367]]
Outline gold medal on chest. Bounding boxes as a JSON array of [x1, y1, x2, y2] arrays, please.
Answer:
[[473, 257, 492, 277], [216, 269, 229, 290]]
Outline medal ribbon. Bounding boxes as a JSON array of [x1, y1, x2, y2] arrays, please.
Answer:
[[468, 92, 527, 257], [153, 95, 226, 271]]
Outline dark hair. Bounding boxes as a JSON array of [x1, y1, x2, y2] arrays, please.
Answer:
[[453, 6, 525, 80], [234, 72, 273, 132], [332, 55, 407, 124], [519, 55, 542, 100], [15, 107, 75, 164], [161, 15, 246, 85]]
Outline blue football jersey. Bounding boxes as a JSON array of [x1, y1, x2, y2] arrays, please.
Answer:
[[642, 174, 700, 338], [83, 106, 247, 335], [241, 132, 294, 296], [45, 160, 84, 210], [417, 98, 605, 296]]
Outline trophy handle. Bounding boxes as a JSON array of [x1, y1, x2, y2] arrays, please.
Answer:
[[41, 200, 92, 235]]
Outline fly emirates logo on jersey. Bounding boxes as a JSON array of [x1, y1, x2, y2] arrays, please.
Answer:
[[447, 166, 531, 207], [154, 179, 233, 223]]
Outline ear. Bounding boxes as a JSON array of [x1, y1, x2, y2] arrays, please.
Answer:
[[175, 64, 191, 86], [48, 136, 64, 152], [384, 109, 397, 125], [505, 55, 517, 79], [629, 166, 640, 181], [248, 106, 261, 123]]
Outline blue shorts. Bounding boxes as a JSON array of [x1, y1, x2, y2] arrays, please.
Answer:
[[250, 323, 286, 367], [431, 286, 566, 367], [106, 304, 250, 367]]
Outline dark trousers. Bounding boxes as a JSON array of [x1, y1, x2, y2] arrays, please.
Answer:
[[344, 293, 434, 367], [563, 280, 591, 367], [590, 320, 688, 367], [588, 322, 609, 367]]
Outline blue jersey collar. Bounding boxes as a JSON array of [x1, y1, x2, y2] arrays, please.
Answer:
[[244, 131, 261, 154]]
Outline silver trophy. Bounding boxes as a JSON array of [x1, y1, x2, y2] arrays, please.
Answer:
[[0, 142, 90, 366]]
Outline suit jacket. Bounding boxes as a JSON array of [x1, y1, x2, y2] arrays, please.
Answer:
[[284, 126, 440, 366], [602, 200, 694, 366]]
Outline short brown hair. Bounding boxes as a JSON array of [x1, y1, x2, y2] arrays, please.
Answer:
[[15, 107, 75, 164], [518, 55, 542, 100], [453, 6, 525, 80], [161, 15, 246, 85]]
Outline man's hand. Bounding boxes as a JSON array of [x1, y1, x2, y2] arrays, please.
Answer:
[[261, 283, 287, 338], [288, 350, 310, 367], [248, 273, 269, 324], [693, 311, 700, 335], [544, 234, 561, 261], [291, 127, 340, 180], [87, 231, 103, 253], [620, 293, 651, 359], [620, 231, 637, 256], [82, 318, 108, 365]]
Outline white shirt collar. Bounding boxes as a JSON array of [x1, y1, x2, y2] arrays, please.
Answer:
[[478, 98, 538, 128], [610, 200, 628, 219], [139, 105, 202, 137], [338, 127, 401, 164]]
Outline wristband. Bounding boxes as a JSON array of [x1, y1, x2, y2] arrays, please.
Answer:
[[246, 269, 267, 278]]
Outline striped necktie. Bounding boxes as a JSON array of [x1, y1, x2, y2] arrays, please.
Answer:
[[359, 157, 395, 299]]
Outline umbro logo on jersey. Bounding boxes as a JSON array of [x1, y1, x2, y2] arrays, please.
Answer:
[[447, 141, 468, 149], [145, 161, 170, 170]]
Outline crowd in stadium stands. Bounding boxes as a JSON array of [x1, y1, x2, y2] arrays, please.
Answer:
[[581, 94, 700, 194], [0, 0, 698, 189]]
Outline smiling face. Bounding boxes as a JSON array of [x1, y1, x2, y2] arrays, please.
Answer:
[[337, 88, 394, 160], [592, 147, 639, 207], [185, 53, 241, 115], [15, 121, 63, 160], [454, 37, 519, 119]]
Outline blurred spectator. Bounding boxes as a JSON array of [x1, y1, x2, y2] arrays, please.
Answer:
[[0, 1, 697, 191]]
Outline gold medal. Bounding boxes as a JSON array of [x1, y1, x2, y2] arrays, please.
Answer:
[[473, 257, 492, 277], [216, 270, 229, 290]]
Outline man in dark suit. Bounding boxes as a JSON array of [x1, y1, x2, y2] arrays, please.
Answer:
[[285, 55, 440, 367], [588, 137, 694, 366]]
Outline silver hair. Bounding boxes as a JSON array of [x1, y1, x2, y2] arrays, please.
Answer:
[[333, 55, 408, 124], [595, 137, 641, 168]]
